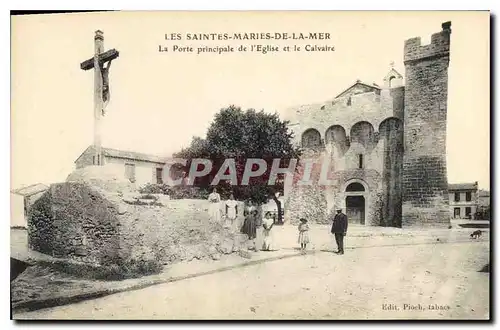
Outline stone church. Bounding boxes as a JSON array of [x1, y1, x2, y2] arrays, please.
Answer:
[[284, 22, 452, 228]]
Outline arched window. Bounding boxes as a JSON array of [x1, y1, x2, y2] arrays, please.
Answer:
[[346, 182, 365, 192], [388, 76, 396, 88], [301, 129, 321, 148], [350, 121, 375, 149]]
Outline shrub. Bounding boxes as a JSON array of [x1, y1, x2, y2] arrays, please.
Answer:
[[138, 183, 171, 195], [168, 186, 210, 200]]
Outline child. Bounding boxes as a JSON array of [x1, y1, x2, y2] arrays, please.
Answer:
[[298, 218, 310, 251], [262, 212, 275, 251]]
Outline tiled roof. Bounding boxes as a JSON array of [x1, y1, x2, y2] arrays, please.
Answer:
[[448, 183, 478, 191], [102, 147, 167, 164], [11, 183, 49, 196]]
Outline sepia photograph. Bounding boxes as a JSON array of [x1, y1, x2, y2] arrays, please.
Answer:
[[10, 10, 490, 320]]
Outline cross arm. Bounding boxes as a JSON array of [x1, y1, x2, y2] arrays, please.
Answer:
[[80, 49, 119, 70]]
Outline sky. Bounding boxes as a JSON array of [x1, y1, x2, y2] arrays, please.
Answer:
[[11, 11, 490, 190]]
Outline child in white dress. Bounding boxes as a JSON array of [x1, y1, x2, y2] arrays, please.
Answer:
[[262, 212, 275, 251], [298, 218, 310, 251]]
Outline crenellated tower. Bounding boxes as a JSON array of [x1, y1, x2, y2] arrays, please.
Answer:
[[402, 21, 452, 227]]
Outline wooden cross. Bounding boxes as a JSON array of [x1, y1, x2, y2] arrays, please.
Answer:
[[80, 30, 119, 166]]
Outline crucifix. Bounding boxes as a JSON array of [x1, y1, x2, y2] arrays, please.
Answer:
[[80, 30, 119, 166]]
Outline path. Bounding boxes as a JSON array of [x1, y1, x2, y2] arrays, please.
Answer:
[[14, 239, 489, 320]]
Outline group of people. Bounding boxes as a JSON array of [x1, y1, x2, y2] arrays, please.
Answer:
[[207, 188, 275, 251], [207, 188, 349, 255], [240, 201, 276, 252], [207, 188, 239, 229]]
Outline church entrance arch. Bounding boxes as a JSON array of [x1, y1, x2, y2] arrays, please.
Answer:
[[342, 179, 369, 225]]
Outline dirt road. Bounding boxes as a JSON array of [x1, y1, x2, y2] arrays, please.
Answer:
[[14, 238, 489, 320]]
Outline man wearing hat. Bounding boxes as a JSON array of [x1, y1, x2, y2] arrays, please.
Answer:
[[331, 206, 348, 255]]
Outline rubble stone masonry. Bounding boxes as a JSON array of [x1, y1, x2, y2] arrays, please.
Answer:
[[285, 22, 452, 228], [28, 182, 248, 267], [402, 22, 451, 227]]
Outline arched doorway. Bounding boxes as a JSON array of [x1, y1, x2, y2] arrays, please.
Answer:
[[344, 181, 367, 225]]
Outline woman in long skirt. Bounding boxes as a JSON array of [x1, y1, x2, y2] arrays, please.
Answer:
[[241, 207, 258, 250], [241, 200, 254, 234], [225, 194, 238, 229], [207, 188, 221, 222]]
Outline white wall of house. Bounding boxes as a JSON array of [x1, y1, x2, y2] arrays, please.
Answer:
[[449, 190, 478, 219], [104, 157, 164, 187], [11, 193, 26, 228]]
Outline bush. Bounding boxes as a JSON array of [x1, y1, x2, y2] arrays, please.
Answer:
[[28, 192, 55, 254], [169, 186, 210, 200], [139, 183, 171, 195]]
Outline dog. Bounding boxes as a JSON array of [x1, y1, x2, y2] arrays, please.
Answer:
[[470, 230, 483, 239]]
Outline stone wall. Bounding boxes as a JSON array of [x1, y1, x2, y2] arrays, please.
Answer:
[[283, 22, 452, 228], [28, 182, 248, 267], [66, 165, 137, 193], [285, 109, 401, 227], [75, 146, 97, 169], [286, 86, 404, 146], [284, 151, 328, 224], [332, 169, 383, 226], [28, 184, 121, 264], [284, 146, 385, 226], [283, 67, 406, 228], [380, 117, 404, 227], [402, 22, 451, 227], [285, 184, 328, 225]]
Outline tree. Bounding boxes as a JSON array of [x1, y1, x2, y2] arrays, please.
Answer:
[[174, 105, 301, 224]]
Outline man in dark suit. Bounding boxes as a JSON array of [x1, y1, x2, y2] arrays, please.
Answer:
[[331, 208, 348, 255]]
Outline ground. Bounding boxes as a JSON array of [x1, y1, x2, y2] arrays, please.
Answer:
[[12, 222, 490, 320]]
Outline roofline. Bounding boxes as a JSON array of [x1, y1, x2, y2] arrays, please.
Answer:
[[106, 154, 166, 164], [334, 81, 381, 99], [74, 145, 167, 165], [385, 68, 404, 79], [11, 183, 49, 196], [448, 183, 479, 191], [74, 145, 94, 164], [102, 146, 167, 164]]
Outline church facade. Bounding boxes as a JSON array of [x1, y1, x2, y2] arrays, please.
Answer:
[[284, 22, 452, 228]]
